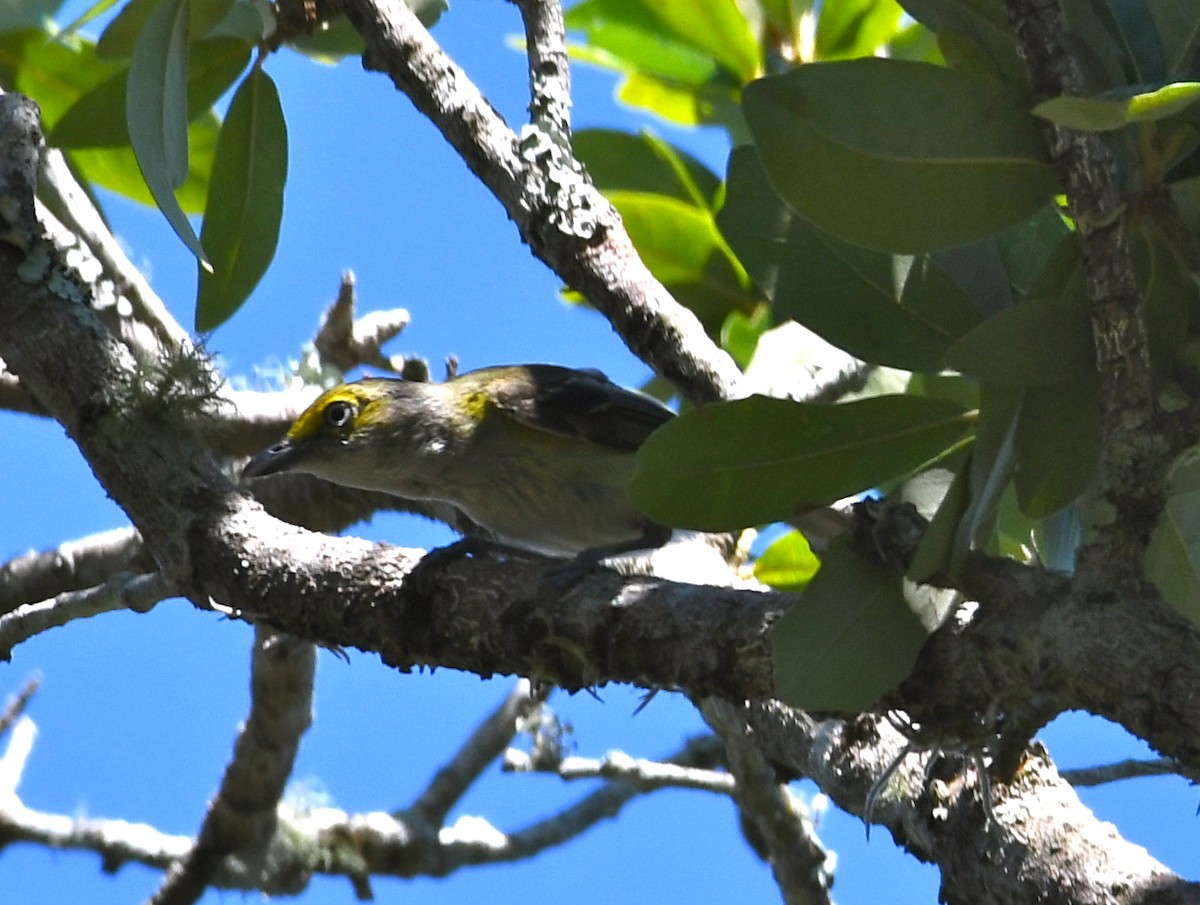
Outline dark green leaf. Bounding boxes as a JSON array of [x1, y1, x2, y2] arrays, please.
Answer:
[[943, 251, 1092, 384], [1136, 218, 1193, 375], [197, 68, 287, 330], [574, 128, 720, 206], [743, 59, 1058, 253], [632, 394, 974, 530], [718, 146, 983, 371], [771, 537, 928, 711], [128, 0, 207, 262], [1146, 0, 1200, 78], [754, 530, 820, 591], [1088, 0, 1167, 83], [1013, 378, 1101, 517], [1146, 449, 1200, 626], [896, 0, 1025, 84], [52, 37, 251, 148]]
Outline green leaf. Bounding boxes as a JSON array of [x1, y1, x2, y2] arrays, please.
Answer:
[[52, 37, 251, 148], [816, 0, 904, 61], [1013, 378, 1101, 517], [720, 304, 770, 369], [0, 0, 64, 31], [1034, 82, 1200, 131], [718, 146, 983, 371], [908, 450, 972, 581], [632, 394, 974, 531], [97, 0, 232, 59], [955, 383, 1021, 554], [1136, 218, 1193, 375], [62, 111, 218, 213], [566, 0, 722, 86], [743, 59, 1058, 253], [896, 0, 1025, 84], [128, 0, 208, 263], [615, 71, 742, 126], [1146, 0, 1200, 78], [1146, 449, 1200, 626], [943, 245, 1093, 384], [636, 0, 761, 82], [754, 530, 820, 591], [573, 128, 720, 206], [771, 537, 928, 711], [196, 68, 287, 331], [607, 189, 756, 332]]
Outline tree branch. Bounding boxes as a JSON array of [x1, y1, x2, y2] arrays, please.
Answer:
[[336, 0, 743, 404]]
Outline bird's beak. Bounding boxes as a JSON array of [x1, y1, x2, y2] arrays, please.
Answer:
[[242, 438, 305, 480]]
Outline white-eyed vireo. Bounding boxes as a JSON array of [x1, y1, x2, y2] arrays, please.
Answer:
[[242, 364, 674, 558]]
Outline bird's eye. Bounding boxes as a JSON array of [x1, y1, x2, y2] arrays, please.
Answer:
[[324, 400, 355, 431]]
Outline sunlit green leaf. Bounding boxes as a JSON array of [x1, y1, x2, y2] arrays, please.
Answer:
[[52, 37, 250, 148], [1034, 82, 1200, 131], [566, 1, 722, 86], [197, 68, 287, 330], [96, 0, 232, 59], [816, 0, 904, 61], [573, 128, 720, 206], [771, 537, 928, 711], [720, 304, 770, 369], [743, 59, 1058, 252], [607, 189, 755, 331], [128, 0, 207, 263], [754, 530, 820, 591], [633, 394, 974, 530]]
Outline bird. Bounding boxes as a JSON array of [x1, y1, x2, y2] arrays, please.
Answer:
[[242, 363, 675, 559]]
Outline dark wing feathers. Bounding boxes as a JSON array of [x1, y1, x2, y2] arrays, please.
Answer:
[[480, 364, 674, 452]]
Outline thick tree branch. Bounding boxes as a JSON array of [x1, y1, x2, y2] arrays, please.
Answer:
[[1004, 0, 1167, 596], [336, 0, 743, 404]]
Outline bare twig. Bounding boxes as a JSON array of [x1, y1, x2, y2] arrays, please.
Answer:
[[0, 572, 173, 659], [702, 699, 833, 905], [149, 628, 316, 905], [1062, 757, 1187, 788], [513, 0, 573, 143], [0, 526, 145, 615], [408, 679, 543, 826], [0, 675, 40, 739]]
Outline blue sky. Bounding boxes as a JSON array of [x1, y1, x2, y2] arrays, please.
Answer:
[[0, 2, 1195, 903]]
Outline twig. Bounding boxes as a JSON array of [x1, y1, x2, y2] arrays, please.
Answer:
[[0, 526, 145, 615], [702, 699, 833, 905], [1062, 757, 1186, 788], [0, 572, 173, 659], [513, 0, 572, 143], [0, 675, 40, 739], [149, 628, 316, 905], [408, 679, 543, 826], [505, 735, 735, 794]]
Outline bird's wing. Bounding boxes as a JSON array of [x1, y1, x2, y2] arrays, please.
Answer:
[[482, 365, 674, 452]]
